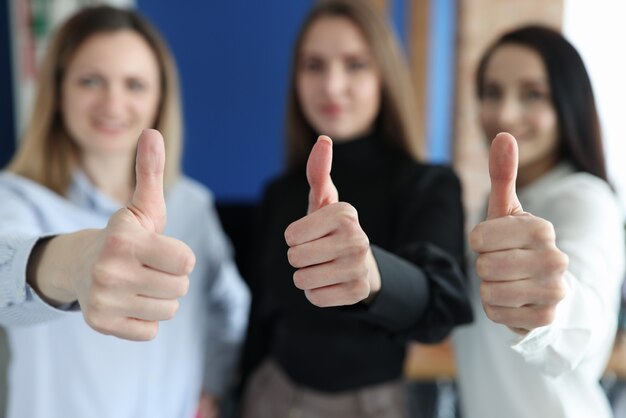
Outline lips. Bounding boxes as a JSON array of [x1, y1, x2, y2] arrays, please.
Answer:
[[320, 103, 343, 118], [92, 119, 127, 135]]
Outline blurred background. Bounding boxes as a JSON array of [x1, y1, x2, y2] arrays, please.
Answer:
[[1, 0, 625, 417], [2, 0, 625, 213]]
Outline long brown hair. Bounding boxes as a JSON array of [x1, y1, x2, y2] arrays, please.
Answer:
[[285, 0, 423, 171], [8, 5, 183, 195]]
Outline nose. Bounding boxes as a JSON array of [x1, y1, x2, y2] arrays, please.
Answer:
[[322, 64, 347, 97], [99, 83, 126, 116], [498, 96, 522, 127], [495, 96, 522, 129]]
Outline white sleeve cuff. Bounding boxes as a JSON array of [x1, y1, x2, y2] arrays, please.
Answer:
[[510, 271, 592, 377]]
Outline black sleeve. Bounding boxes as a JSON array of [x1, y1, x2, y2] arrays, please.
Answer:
[[347, 166, 473, 343]]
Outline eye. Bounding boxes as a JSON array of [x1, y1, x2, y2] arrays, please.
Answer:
[[127, 78, 146, 92], [301, 57, 324, 73], [481, 84, 501, 101], [78, 75, 103, 88], [522, 89, 548, 102], [346, 58, 368, 71]]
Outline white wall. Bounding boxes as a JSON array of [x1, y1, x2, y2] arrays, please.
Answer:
[[563, 0, 626, 216]]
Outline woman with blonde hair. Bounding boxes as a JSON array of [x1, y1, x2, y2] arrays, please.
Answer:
[[240, 1, 472, 416], [0, 6, 249, 418]]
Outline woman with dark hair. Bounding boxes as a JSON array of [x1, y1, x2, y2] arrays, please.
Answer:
[[454, 25, 625, 418], [239, 1, 472, 417], [0, 6, 249, 418]]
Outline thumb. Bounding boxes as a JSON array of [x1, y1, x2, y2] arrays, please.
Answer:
[[128, 129, 166, 233], [487, 132, 524, 219], [306, 135, 339, 214]]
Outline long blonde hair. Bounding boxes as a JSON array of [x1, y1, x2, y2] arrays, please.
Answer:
[[8, 5, 183, 195], [285, 0, 423, 171]]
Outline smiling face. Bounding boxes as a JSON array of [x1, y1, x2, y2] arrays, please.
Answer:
[[479, 44, 561, 186], [296, 16, 382, 143], [61, 30, 161, 161]]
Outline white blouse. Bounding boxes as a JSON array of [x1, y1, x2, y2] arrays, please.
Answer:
[[454, 163, 625, 418]]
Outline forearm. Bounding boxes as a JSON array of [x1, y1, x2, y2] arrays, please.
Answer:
[[347, 243, 471, 340], [0, 233, 81, 326]]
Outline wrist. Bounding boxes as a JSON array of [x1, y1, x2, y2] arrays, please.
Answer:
[[27, 231, 95, 306]]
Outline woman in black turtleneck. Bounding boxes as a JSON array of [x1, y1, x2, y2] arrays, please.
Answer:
[[239, 1, 472, 417]]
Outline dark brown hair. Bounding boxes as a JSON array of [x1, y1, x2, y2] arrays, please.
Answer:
[[477, 25, 607, 182]]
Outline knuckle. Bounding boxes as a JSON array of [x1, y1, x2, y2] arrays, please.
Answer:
[[86, 291, 107, 315], [483, 304, 499, 323], [85, 312, 112, 336], [286, 247, 298, 267], [103, 231, 133, 255], [166, 300, 180, 319], [535, 307, 556, 327], [540, 250, 568, 284], [305, 289, 326, 307], [475, 255, 490, 279], [530, 219, 555, 245], [180, 249, 196, 275], [479, 282, 492, 304], [348, 236, 369, 259], [544, 280, 566, 304], [336, 203, 359, 224], [468, 225, 485, 252], [293, 270, 307, 290], [143, 322, 159, 341], [284, 225, 296, 247], [91, 265, 118, 289], [177, 276, 190, 298], [555, 251, 569, 273]]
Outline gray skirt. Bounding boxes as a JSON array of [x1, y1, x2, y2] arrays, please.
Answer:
[[241, 360, 408, 418]]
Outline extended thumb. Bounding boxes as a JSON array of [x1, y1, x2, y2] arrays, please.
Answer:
[[487, 132, 524, 219], [306, 135, 339, 214], [128, 129, 166, 233]]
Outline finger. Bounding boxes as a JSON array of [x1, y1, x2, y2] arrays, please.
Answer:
[[480, 278, 566, 308], [287, 227, 366, 268], [304, 279, 369, 307], [306, 135, 339, 214], [476, 246, 566, 283], [482, 303, 557, 330], [285, 201, 357, 247], [128, 129, 166, 233], [123, 296, 180, 322], [135, 233, 196, 276], [86, 315, 159, 341], [470, 214, 554, 253], [487, 132, 524, 219], [132, 269, 190, 299], [293, 260, 367, 290]]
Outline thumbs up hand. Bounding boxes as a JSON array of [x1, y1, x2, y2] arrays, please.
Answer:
[[469, 133, 568, 333], [284, 136, 381, 307], [30, 130, 195, 341]]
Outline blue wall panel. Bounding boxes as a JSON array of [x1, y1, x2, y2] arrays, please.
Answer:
[[426, 0, 456, 163], [137, 1, 314, 202], [137, 1, 456, 200]]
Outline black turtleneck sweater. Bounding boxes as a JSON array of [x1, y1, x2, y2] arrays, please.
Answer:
[[241, 135, 472, 392]]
